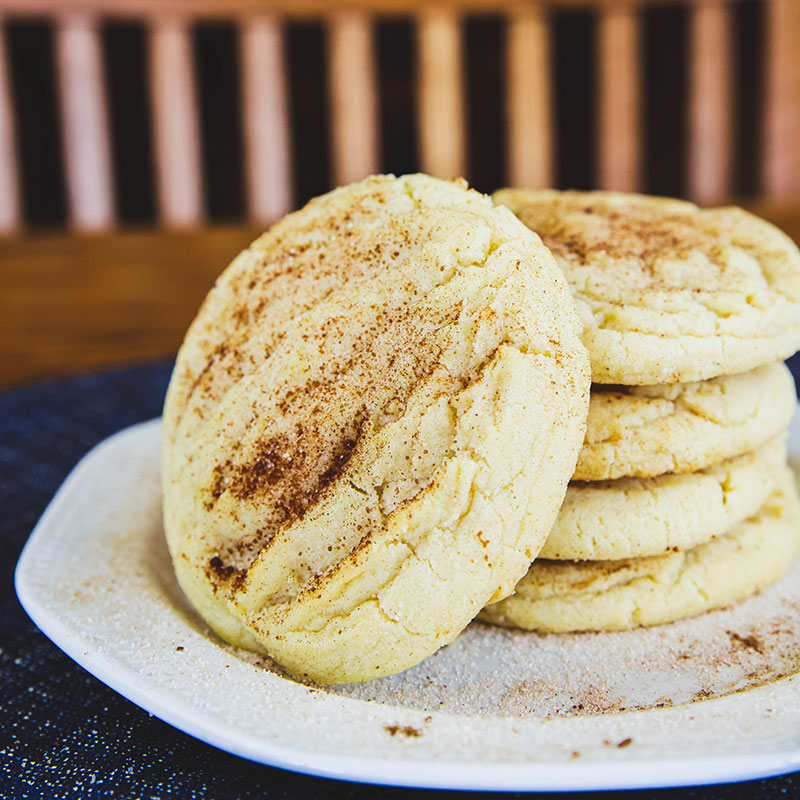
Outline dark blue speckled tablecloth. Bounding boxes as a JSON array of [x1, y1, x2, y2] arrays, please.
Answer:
[[3, 356, 800, 800]]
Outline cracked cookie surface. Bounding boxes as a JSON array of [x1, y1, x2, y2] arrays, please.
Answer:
[[542, 435, 786, 560], [481, 469, 800, 632], [493, 189, 800, 385], [161, 174, 590, 684], [577, 362, 796, 480]]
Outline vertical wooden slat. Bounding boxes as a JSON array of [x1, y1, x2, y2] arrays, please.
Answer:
[[0, 22, 20, 233], [328, 10, 379, 186], [688, 1, 732, 204], [55, 13, 115, 231], [506, 6, 551, 189], [596, 6, 640, 193], [764, 0, 800, 199], [149, 16, 203, 227], [240, 15, 291, 223], [417, 8, 465, 179]]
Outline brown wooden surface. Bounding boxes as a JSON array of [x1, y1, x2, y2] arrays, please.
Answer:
[[417, 7, 466, 179], [240, 15, 292, 224], [764, 0, 800, 199], [687, 1, 733, 204], [0, 0, 752, 16], [506, 6, 552, 189], [1, 226, 262, 389], [596, 5, 640, 193], [0, 22, 20, 234], [56, 12, 115, 231], [329, 10, 380, 186], [3, 202, 800, 391], [149, 17, 204, 228]]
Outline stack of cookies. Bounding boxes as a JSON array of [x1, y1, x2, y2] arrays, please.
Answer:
[[162, 176, 800, 685], [483, 190, 800, 633]]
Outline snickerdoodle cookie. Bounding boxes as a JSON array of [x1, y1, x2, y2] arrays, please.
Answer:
[[162, 174, 590, 684], [493, 189, 800, 385], [542, 435, 786, 561], [576, 362, 795, 480]]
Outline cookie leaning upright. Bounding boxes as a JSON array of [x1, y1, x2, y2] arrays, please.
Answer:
[[162, 174, 590, 684], [493, 189, 800, 384]]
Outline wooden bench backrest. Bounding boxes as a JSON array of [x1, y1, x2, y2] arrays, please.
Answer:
[[0, 0, 798, 232]]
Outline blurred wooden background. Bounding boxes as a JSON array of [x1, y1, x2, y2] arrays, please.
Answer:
[[1, 0, 799, 388]]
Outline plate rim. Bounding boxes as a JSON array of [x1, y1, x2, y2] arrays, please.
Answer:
[[14, 417, 800, 792]]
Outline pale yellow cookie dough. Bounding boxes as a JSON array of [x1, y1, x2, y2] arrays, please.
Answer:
[[481, 469, 800, 633], [162, 174, 590, 684], [493, 189, 800, 385], [576, 362, 796, 480], [541, 435, 786, 560]]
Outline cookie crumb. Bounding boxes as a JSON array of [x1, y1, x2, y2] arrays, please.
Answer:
[[384, 724, 422, 738], [727, 630, 764, 654], [617, 737, 633, 748]]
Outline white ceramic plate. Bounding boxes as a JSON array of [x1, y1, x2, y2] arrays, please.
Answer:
[[15, 413, 800, 792]]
